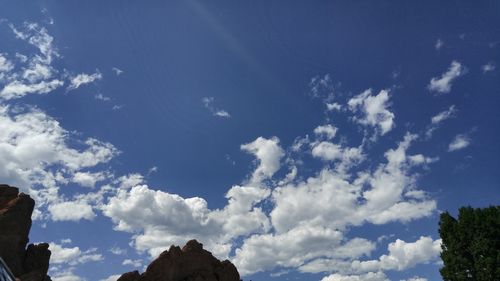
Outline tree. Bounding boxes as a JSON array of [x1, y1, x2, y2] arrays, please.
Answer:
[[439, 206, 500, 281]]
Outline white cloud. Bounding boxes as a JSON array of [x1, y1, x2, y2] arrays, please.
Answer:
[[49, 201, 96, 221], [327, 102, 342, 111], [348, 89, 395, 135], [1, 79, 64, 100], [314, 125, 338, 140], [202, 97, 231, 118], [309, 74, 337, 101], [233, 225, 345, 275], [215, 110, 230, 118], [321, 272, 388, 281], [378, 236, 441, 271], [73, 171, 109, 188], [428, 61, 466, 93], [100, 274, 121, 281], [102, 184, 270, 260], [49, 242, 103, 266], [60, 238, 72, 245], [0, 53, 14, 73], [481, 62, 495, 73], [51, 271, 85, 281], [112, 67, 124, 76], [0, 23, 65, 100], [109, 246, 126, 255], [67, 71, 103, 91], [241, 137, 285, 184], [402, 277, 428, 281], [431, 105, 457, 124], [448, 134, 470, 151], [435, 39, 444, 50], [122, 259, 142, 268], [95, 93, 111, 101], [0, 105, 119, 211], [425, 105, 457, 138]]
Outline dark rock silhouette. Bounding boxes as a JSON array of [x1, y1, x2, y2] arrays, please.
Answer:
[[117, 240, 240, 281], [0, 184, 51, 281]]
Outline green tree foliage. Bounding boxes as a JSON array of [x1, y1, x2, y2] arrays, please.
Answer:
[[439, 206, 500, 281]]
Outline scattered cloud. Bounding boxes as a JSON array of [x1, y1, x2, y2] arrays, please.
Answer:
[[49, 242, 103, 265], [426, 105, 457, 138], [72, 171, 109, 188], [49, 201, 96, 221], [431, 105, 457, 125], [112, 104, 124, 110], [112, 67, 124, 76], [95, 93, 111, 101], [202, 96, 231, 118], [348, 89, 395, 136], [122, 259, 143, 268], [448, 133, 471, 151], [321, 272, 388, 281], [428, 61, 466, 93], [67, 71, 102, 91], [309, 74, 338, 101], [435, 39, 444, 50], [0, 104, 119, 213], [481, 62, 496, 73], [0, 22, 65, 100], [240, 137, 285, 184], [314, 124, 338, 140], [402, 277, 428, 281], [109, 246, 127, 256], [100, 274, 122, 281]]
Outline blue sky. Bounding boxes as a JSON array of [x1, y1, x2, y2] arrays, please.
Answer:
[[0, 1, 499, 281]]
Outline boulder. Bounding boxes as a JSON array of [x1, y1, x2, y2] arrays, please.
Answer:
[[0, 185, 51, 281]]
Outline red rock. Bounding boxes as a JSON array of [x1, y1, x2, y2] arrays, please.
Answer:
[[0, 185, 51, 281], [118, 240, 240, 281]]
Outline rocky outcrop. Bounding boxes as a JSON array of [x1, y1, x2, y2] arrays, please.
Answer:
[[117, 240, 240, 281], [0, 184, 51, 281], [0, 184, 240, 281]]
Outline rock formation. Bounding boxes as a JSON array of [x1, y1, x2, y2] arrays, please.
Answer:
[[117, 240, 240, 281], [0, 184, 51, 281], [0, 184, 241, 281]]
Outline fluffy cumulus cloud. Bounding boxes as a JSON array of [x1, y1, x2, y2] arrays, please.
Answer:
[[428, 61, 466, 93], [448, 133, 471, 151], [241, 137, 285, 184], [1, 20, 446, 281], [0, 105, 118, 212], [48, 242, 103, 266], [48, 201, 96, 221], [101, 98, 438, 279], [348, 89, 395, 136], [102, 181, 272, 259], [377, 236, 441, 271]]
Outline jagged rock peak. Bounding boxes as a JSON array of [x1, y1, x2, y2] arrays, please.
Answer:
[[0, 184, 51, 281], [118, 239, 240, 281]]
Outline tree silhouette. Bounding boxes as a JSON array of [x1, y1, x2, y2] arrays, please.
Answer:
[[439, 206, 500, 281]]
